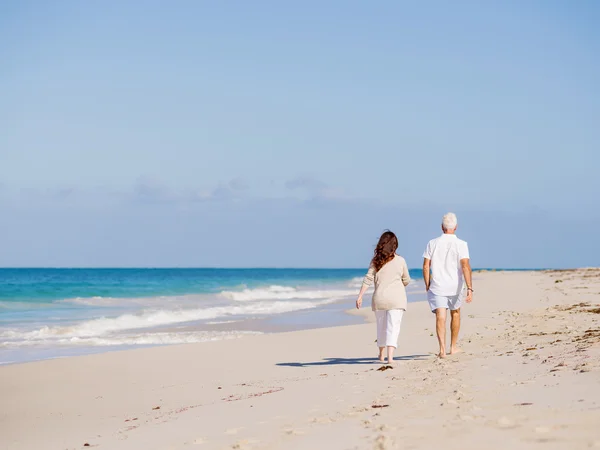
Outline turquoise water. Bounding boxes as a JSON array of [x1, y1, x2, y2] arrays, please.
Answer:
[[0, 268, 424, 364], [0, 268, 382, 304]]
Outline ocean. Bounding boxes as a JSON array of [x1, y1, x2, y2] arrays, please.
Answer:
[[0, 268, 424, 364]]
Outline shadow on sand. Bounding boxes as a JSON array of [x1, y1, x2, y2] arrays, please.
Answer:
[[277, 354, 431, 368]]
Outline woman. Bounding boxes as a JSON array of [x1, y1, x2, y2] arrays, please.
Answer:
[[356, 230, 411, 365]]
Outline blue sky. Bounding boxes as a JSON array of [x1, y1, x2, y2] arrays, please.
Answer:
[[0, 1, 598, 268]]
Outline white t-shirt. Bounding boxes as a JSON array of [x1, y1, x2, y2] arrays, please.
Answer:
[[423, 234, 470, 296]]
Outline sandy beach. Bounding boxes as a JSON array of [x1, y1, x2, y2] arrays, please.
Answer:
[[1, 270, 599, 450]]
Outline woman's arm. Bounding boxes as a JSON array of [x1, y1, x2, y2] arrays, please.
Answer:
[[401, 259, 411, 286], [356, 264, 375, 309]]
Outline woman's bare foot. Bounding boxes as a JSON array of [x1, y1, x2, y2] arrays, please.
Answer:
[[437, 351, 446, 359], [449, 347, 463, 355], [386, 346, 395, 365]]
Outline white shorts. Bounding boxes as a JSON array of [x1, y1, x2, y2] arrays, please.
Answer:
[[375, 309, 404, 348], [427, 291, 462, 313]]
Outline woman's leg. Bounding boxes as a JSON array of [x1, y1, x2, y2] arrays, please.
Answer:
[[385, 310, 405, 364], [375, 311, 386, 361]]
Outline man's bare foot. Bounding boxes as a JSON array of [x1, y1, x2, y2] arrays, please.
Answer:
[[449, 347, 463, 355]]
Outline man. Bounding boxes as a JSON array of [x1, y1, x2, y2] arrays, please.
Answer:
[[422, 212, 473, 358]]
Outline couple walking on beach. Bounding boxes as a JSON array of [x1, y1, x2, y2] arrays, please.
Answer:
[[356, 212, 473, 363]]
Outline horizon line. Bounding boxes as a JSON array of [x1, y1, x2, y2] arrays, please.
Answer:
[[0, 266, 553, 271]]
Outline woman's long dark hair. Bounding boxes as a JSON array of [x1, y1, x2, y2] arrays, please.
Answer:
[[371, 230, 398, 272]]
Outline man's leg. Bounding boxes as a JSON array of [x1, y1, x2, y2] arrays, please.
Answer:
[[450, 308, 462, 355], [435, 308, 447, 358]]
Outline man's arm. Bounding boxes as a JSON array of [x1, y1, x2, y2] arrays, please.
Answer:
[[422, 258, 431, 291], [460, 258, 473, 303]]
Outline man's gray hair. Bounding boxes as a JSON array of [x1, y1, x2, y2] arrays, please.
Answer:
[[442, 212, 458, 231]]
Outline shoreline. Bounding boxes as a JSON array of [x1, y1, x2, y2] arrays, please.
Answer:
[[0, 275, 426, 365], [3, 269, 545, 367], [0, 288, 425, 367], [1, 270, 599, 449]]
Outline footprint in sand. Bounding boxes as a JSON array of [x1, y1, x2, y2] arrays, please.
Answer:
[[225, 427, 245, 435], [231, 438, 260, 449], [311, 416, 334, 424], [284, 428, 306, 436], [497, 417, 517, 428], [191, 437, 206, 445], [374, 434, 392, 450]]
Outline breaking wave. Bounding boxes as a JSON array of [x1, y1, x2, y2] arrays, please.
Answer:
[[0, 330, 261, 348], [0, 299, 331, 343], [220, 285, 355, 301]]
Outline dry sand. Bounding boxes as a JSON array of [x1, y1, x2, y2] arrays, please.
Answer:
[[1, 270, 599, 450]]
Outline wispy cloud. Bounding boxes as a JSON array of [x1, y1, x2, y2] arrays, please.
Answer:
[[285, 176, 327, 192], [228, 177, 249, 192], [53, 187, 77, 199], [285, 175, 352, 203], [130, 176, 250, 204], [2, 176, 354, 209], [132, 176, 176, 204], [2, 177, 597, 268]]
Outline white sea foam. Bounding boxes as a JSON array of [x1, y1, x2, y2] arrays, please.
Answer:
[[206, 320, 240, 325], [220, 285, 355, 301], [0, 330, 261, 348], [60, 295, 184, 307], [61, 296, 118, 306], [0, 299, 332, 343], [1, 280, 363, 354], [347, 277, 364, 288]]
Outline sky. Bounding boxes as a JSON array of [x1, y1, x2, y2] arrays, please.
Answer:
[[0, 1, 598, 268]]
